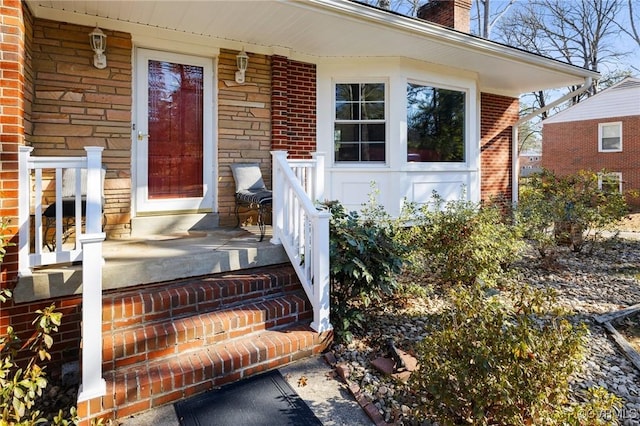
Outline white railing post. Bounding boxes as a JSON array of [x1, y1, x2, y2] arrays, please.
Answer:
[[77, 146, 106, 402], [311, 152, 325, 202], [270, 151, 288, 245], [18, 146, 33, 277], [311, 211, 331, 333]]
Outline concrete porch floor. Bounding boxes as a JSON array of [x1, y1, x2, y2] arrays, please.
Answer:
[[14, 225, 289, 303]]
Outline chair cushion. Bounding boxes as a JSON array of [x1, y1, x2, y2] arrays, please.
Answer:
[[236, 189, 272, 206], [230, 163, 266, 192]]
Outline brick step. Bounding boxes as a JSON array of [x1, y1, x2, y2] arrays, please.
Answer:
[[98, 324, 332, 420], [102, 291, 313, 371], [101, 264, 300, 333]]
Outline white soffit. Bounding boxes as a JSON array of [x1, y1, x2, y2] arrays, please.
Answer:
[[25, 0, 599, 96]]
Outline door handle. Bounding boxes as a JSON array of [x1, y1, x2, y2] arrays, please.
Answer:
[[137, 131, 149, 141]]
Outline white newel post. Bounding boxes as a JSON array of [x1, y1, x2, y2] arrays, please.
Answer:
[[311, 152, 325, 202], [311, 211, 332, 333], [77, 146, 106, 402], [270, 151, 288, 245], [18, 146, 33, 277]]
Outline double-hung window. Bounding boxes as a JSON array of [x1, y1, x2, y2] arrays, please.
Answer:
[[334, 83, 386, 163], [598, 122, 622, 152], [406, 83, 465, 162], [599, 172, 622, 194]]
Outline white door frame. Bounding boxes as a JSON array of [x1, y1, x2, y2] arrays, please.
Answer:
[[133, 48, 215, 215]]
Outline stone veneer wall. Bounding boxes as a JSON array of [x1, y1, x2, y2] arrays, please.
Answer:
[[480, 92, 519, 203], [30, 19, 133, 239], [217, 49, 272, 224]]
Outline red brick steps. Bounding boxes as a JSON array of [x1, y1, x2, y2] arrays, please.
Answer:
[[78, 265, 332, 423]]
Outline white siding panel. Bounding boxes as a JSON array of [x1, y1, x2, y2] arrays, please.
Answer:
[[544, 78, 640, 124]]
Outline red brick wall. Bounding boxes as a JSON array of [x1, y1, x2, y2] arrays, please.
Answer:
[[0, 0, 26, 289], [417, 0, 472, 33], [271, 56, 316, 159], [480, 92, 519, 203], [542, 116, 640, 208]]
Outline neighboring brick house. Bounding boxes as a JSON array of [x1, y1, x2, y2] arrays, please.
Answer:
[[519, 150, 542, 177], [542, 77, 640, 208]]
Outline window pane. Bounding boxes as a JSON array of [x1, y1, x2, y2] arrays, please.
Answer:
[[361, 102, 384, 120], [335, 123, 358, 142], [336, 102, 358, 120], [602, 125, 620, 138], [336, 143, 360, 161], [407, 83, 465, 162], [361, 123, 385, 142], [602, 137, 620, 150], [336, 84, 359, 102], [361, 83, 385, 101], [361, 143, 385, 161]]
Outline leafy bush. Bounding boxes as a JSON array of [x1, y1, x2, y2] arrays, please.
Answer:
[[0, 296, 78, 425], [518, 169, 631, 256], [399, 193, 523, 287], [410, 282, 620, 425], [323, 196, 408, 343], [0, 217, 77, 425]]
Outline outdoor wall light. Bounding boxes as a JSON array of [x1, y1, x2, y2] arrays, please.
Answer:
[[235, 49, 249, 84], [89, 26, 107, 69]]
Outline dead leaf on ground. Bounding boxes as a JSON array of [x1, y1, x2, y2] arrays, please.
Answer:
[[297, 375, 308, 387]]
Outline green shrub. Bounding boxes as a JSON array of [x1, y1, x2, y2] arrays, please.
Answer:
[[0, 217, 77, 425], [323, 195, 408, 343], [400, 193, 523, 287], [0, 297, 78, 425], [410, 282, 619, 425], [518, 169, 631, 256]]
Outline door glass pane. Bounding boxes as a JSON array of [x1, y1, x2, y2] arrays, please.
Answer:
[[148, 60, 203, 199]]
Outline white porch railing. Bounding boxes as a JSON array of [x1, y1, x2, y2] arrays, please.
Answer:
[[271, 151, 332, 333], [18, 146, 106, 402]]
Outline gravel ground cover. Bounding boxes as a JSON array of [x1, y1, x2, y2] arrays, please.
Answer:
[[330, 236, 640, 425]]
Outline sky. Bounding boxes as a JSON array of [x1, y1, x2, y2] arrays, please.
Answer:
[[384, 0, 640, 76]]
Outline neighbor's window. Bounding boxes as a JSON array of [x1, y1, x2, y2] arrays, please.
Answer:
[[599, 172, 622, 194], [407, 83, 465, 162], [598, 122, 622, 152], [334, 83, 386, 163]]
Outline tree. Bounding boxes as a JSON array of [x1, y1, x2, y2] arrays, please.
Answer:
[[616, 0, 640, 74], [472, 0, 517, 38]]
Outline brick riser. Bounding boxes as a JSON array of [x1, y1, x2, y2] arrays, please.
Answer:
[[78, 265, 333, 423]]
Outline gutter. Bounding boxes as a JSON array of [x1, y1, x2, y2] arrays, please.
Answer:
[[511, 77, 594, 204]]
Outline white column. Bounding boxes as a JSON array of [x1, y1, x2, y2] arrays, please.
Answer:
[[270, 151, 288, 245], [77, 147, 106, 402], [18, 147, 33, 277]]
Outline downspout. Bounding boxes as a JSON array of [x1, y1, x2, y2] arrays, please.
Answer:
[[511, 77, 593, 203]]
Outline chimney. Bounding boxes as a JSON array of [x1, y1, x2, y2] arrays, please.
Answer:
[[417, 0, 472, 33]]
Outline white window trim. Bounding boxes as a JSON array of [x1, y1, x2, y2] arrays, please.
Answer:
[[598, 122, 622, 153], [598, 172, 623, 193], [332, 79, 389, 166]]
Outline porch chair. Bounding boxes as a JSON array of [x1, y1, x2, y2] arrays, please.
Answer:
[[230, 163, 272, 241], [42, 166, 106, 251]]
